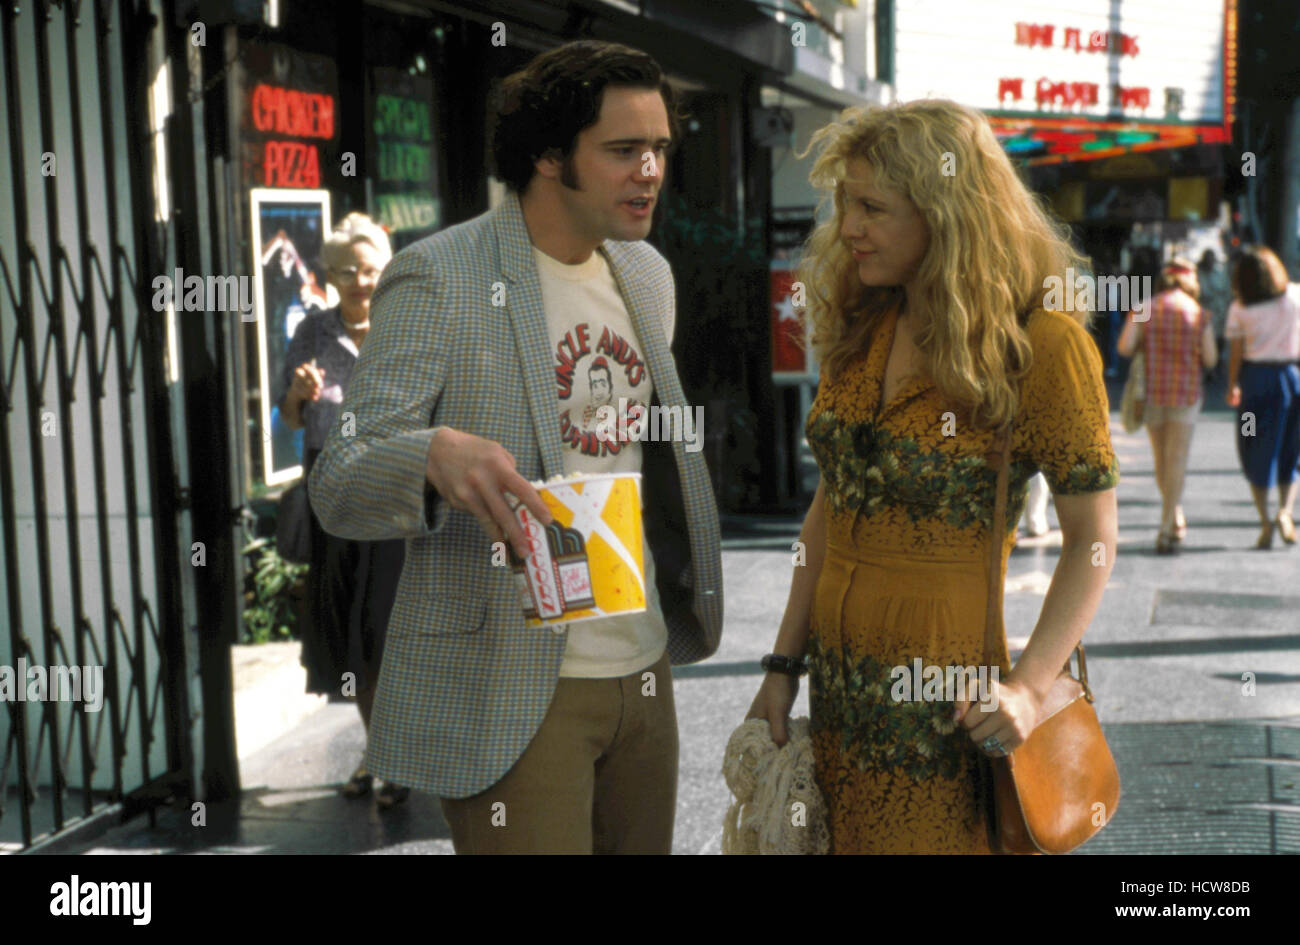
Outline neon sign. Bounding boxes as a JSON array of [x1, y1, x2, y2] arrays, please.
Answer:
[[246, 82, 337, 188]]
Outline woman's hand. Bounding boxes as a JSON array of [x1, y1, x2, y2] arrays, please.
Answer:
[[1226, 385, 1241, 408], [290, 361, 325, 403], [954, 674, 1043, 757], [745, 672, 800, 747]]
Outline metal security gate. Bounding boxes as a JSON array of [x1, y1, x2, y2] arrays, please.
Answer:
[[0, 0, 195, 851]]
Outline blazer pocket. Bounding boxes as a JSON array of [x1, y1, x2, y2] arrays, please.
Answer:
[[392, 594, 488, 637]]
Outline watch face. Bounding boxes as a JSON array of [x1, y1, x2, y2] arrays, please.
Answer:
[[764, 655, 803, 675]]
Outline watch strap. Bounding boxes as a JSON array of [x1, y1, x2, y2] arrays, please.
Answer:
[[761, 653, 807, 677]]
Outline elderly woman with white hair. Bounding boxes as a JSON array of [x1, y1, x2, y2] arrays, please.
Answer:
[[275, 212, 409, 808]]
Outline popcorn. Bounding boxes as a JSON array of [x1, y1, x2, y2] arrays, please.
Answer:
[[509, 473, 646, 627]]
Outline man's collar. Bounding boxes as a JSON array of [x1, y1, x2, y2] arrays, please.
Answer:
[[494, 191, 536, 283], [495, 190, 621, 282]]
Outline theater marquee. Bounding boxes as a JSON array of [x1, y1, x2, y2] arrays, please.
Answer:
[[892, 0, 1235, 163]]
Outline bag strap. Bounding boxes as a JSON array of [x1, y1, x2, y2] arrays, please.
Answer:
[[983, 425, 1092, 698], [982, 424, 1013, 667]]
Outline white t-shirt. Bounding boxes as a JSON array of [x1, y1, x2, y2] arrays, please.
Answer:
[[534, 245, 671, 678], [1225, 283, 1300, 361]]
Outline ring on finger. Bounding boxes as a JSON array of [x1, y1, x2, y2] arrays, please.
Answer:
[[981, 735, 1009, 757]]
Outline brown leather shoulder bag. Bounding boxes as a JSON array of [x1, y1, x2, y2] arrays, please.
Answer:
[[982, 425, 1122, 854]]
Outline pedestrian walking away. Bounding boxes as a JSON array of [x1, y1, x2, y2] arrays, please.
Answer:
[[1198, 248, 1232, 376], [1117, 258, 1217, 554], [1224, 245, 1300, 549], [308, 40, 723, 854]]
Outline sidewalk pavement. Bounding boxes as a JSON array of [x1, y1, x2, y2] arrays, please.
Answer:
[[48, 368, 1300, 854]]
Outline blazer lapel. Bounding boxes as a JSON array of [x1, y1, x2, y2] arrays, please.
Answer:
[[494, 193, 565, 478], [600, 243, 681, 410], [602, 241, 724, 653]]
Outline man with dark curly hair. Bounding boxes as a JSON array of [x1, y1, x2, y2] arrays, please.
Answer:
[[310, 39, 722, 854]]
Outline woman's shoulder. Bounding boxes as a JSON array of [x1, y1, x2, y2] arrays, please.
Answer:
[[1021, 307, 1103, 397], [291, 306, 342, 340], [306, 305, 342, 327], [1017, 310, 1110, 446], [1140, 287, 1197, 316], [1236, 286, 1299, 312], [1025, 306, 1092, 352]]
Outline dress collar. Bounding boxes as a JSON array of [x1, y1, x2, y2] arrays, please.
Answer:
[[871, 305, 932, 420]]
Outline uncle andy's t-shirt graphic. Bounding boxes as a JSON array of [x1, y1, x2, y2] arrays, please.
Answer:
[[533, 244, 670, 678], [555, 322, 649, 458]]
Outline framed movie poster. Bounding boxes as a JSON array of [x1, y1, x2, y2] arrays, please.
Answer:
[[250, 187, 332, 487]]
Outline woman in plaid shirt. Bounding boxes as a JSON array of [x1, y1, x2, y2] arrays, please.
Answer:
[[1118, 258, 1217, 554]]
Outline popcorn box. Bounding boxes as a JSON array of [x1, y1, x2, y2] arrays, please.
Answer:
[[508, 473, 646, 627]]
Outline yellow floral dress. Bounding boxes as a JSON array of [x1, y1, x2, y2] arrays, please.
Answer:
[[805, 306, 1119, 854]]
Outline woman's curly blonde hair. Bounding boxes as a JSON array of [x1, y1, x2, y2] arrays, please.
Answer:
[[798, 99, 1088, 429]]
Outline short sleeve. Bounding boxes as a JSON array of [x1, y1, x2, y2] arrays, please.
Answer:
[[1224, 300, 1245, 339], [1018, 310, 1119, 495]]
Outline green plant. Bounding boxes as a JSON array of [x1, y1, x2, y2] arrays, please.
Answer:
[[241, 537, 309, 643]]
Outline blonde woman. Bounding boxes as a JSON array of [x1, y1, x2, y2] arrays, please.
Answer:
[[274, 213, 409, 808], [744, 100, 1119, 854]]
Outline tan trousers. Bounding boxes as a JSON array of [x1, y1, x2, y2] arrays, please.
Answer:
[[439, 650, 678, 854]]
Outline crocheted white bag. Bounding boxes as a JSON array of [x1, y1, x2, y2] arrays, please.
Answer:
[[721, 717, 830, 855]]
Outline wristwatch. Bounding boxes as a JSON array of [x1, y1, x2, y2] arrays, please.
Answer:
[[761, 653, 807, 677]]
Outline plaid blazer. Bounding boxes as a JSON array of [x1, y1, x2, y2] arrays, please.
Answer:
[[308, 193, 724, 798]]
